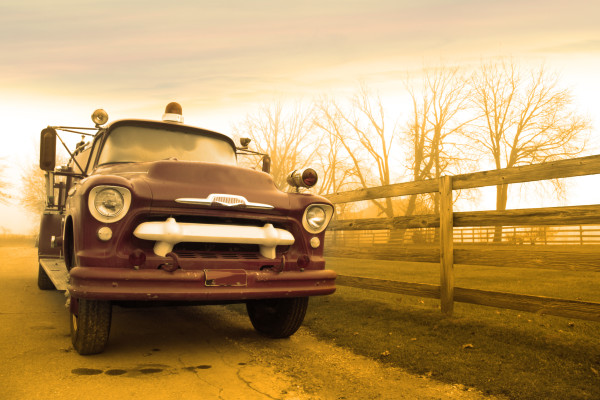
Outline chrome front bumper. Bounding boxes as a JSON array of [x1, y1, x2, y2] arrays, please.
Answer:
[[133, 217, 295, 259]]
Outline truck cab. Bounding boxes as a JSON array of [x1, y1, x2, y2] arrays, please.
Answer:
[[37, 103, 336, 354]]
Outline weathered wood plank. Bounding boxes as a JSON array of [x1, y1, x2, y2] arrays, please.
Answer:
[[325, 246, 439, 263], [325, 154, 600, 204], [336, 275, 600, 322], [453, 287, 600, 322], [454, 205, 600, 227], [329, 217, 394, 231], [328, 214, 439, 231], [453, 154, 600, 190], [325, 180, 438, 204], [336, 275, 440, 299], [439, 176, 454, 315], [327, 204, 600, 231]]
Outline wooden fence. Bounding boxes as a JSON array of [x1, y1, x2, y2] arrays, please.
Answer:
[[324, 154, 600, 322]]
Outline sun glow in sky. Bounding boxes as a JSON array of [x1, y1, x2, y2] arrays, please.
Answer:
[[1, 0, 600, 233]]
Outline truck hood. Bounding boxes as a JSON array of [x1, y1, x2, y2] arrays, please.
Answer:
[[95, 160, 290, 211]]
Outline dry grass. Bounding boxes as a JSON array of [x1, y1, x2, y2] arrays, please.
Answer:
[[300, 257, 600, 400]]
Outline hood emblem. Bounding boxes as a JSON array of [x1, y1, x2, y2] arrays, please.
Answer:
[[175, 194, 274, 209]]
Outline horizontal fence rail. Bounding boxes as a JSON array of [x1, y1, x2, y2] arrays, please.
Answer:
[[336, 275, 600, 321], [326, 154, 600, 204], [328, 205, 600, 230], [324, 154, 600, 321]]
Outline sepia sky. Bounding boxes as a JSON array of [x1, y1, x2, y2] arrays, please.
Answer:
[[1, 0, 600, 233]]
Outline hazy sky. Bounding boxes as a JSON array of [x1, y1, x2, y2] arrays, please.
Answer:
[[3, 0, 599, 108], [1, 0, 600, 233]]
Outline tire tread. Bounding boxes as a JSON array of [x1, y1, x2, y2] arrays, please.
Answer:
[[247, 297, 308, 338], [71, 299, 112, 355]]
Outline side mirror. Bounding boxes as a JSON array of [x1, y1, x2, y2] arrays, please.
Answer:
[[262, 155, 271, 174], [40, 128, 57, 171]]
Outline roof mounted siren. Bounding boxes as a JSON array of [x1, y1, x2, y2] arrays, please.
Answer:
[[162, 102, 184, 123]]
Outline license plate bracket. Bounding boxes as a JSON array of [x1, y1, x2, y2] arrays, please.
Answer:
[[204, 269, 247, 287]]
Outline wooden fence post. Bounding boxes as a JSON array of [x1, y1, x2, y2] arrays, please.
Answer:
[[439, 175, 454, 316]]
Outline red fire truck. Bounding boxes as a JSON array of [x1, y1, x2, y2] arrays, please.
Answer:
[[37, 103, 336, 354]]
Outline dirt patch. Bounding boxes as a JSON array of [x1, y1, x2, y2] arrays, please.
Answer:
[[220, 308, 500, 400]]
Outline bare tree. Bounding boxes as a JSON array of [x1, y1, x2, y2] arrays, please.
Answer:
[[233, 102, 320, 190], [404, 66, 473, 217], [310, 104, 362, 246], [20, 147, 70, 217], [468, 60, 590, 240], [314, 86, 396, 218], [20, 160, 47, 215], [313, 121, 357, 196], [0, 160, 11, 205]]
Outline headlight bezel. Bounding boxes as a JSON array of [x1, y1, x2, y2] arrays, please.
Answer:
[[302, 203, 334, 234], [88, 185, 132, 223]]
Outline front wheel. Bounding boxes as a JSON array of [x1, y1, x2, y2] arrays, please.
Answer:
[[70, 298, 112, 355], [246, 297, 308, 338]]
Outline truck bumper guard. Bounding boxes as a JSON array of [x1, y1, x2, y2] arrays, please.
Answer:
[[133, 217, 295, 259]]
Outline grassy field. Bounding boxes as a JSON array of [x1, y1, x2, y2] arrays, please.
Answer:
[[295, 257, 600, 400]]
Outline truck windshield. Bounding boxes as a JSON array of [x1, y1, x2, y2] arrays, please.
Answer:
[[97, 126, 236, 166]]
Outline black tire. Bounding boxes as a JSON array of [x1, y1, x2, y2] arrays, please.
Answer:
[[37, 263, 56, 290], [246, 297, 308, 338], [70, 298, 112, 355]]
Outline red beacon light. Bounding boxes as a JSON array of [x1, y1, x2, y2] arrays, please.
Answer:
[[162, 102, 184, 123], [287, 168, 318, 190]]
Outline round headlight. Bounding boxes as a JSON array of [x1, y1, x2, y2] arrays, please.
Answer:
[[94, 188, 124, 217], [302, 203, 333, 234], [306, 206, 326, 230], [88, 185, 131, 223]]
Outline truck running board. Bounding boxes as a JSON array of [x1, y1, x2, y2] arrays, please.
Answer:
[[39, 258, 69, 291]]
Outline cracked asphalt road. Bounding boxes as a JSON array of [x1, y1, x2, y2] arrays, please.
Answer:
[[0, 247, 497, 400]]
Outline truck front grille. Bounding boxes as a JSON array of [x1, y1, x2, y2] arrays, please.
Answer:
[[175, 251, 261, 260], [136, 214, 293, 259]]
